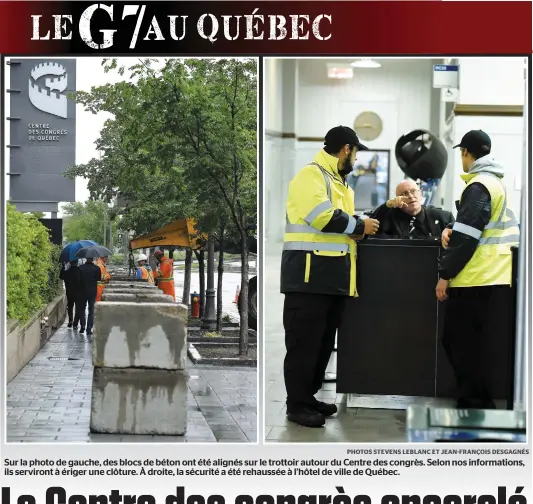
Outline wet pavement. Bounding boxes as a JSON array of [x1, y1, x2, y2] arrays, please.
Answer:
[[6, 322, 257, 443]]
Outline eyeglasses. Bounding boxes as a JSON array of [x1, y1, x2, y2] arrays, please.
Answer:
[[399, 188, 420, 197]]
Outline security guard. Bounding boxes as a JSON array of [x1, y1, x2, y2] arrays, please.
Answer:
[[281, 126, 380, 427], [437, 130, 520, 409]]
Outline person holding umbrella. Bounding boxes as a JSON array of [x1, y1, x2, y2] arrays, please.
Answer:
[[59, 260, 83, 329], [76, 245, 111, 335]]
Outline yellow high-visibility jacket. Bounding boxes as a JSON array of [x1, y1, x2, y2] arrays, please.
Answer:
[[281, 149, 363, 297], [450, 171, 520, 288]]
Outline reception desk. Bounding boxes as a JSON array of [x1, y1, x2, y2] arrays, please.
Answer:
[[336, 239, 515, 409]]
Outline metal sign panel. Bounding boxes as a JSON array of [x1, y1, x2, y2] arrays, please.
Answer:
[[9, 59, 76, 209], [433, 64, 459, 89]]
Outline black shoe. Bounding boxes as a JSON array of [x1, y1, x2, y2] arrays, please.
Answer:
[[287, 408, 326, 428], [79, 328, 85, 334], [67, 323, 73, 328], [313, 400, 338, 417], [86, 330, 93, 336]]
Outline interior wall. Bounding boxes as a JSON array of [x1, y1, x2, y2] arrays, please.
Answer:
[[445, 57, 527, 221], [264, 59, 283, 132], [458, 57, 525, 105], [293, 59, 435, 203], [264, 57, 527, 243]]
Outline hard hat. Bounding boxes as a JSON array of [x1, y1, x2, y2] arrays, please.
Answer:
[[137, 253, 148, 262], [395, 130, 448, 182], [154, 250, 164, 257]]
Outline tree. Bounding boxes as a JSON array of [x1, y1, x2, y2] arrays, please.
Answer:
[[66, 58, 257, 355], [166, 59, 257, 354], [62, 200, 119, 247]]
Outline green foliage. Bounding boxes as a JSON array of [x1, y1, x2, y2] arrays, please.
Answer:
[[66, 58, 257, 243], [62, 200, 119, 247], [6, 204, 57, 323], [44, 246, 64, 302], [108, 254, 125, 265]]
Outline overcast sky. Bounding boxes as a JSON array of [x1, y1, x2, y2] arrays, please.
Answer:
[[4, 57, 165, 217]]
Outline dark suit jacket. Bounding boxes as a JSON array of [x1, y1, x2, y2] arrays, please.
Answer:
[[368, 204, 455, 239]]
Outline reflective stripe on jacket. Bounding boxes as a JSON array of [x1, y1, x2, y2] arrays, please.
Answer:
[[136, 266, 154, 284], [281, 149, 358, 297], [154, 257, 175, 301], [449, 172, 520, 288]]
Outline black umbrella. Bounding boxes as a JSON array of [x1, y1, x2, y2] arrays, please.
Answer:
[[76, 245, 113, 259]]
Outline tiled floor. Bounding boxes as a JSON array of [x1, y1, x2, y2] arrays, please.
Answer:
[[6, 323, 257, 443], [265, 244, 408, 443]]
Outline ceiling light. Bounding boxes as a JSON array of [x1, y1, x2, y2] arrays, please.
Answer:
[[351, 58, 381, 68]]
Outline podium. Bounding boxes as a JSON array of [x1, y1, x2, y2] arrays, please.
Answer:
[[336, 239, 515, 408]]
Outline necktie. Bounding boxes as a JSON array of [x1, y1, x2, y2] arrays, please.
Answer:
[[409, 217, 416, 239]]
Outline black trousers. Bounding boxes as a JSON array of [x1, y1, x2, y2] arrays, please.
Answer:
[[82, 294, 97, 333], [442, 285, 512, 405], [73, 298, 86, 329], [283, 292, 344, 411], [66, 292, 76, 324]]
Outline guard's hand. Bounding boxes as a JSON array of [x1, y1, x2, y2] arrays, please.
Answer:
[[386, 196, 409, 209], [441, 228, 452, 249], [363, 218, 380, 236], [436, 278, 449, 302]]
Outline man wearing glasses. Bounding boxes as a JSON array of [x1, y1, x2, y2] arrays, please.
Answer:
[[367, 178, 455, 239]]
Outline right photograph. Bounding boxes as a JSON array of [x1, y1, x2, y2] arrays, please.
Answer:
[[264, 57, 529, 443]]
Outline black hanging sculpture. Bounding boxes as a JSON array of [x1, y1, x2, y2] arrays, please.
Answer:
[[395, 129, 448, 182]]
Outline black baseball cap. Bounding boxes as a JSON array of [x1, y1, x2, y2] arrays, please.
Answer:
[[324, 126, 368, 151], [453, 130, 491, 155]]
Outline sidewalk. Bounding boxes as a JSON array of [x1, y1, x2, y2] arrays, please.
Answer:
[[6, 321, 257, 443]]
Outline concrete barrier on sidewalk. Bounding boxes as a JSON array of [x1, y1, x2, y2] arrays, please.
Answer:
[[102, 292, 174, 303], [92, 302, 188, 369], [90, 300, 189, 435], [90, 367, 188, 435], [107, 282, 157, 290], [104, 287, 163, 296]]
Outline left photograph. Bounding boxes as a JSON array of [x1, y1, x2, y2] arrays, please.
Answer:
[[4, 57, 258, 443]]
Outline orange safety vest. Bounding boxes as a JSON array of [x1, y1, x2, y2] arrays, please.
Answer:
[[154, 257, 175, 301], [138, 266, 154, 284], [95, 258, 111, 302]]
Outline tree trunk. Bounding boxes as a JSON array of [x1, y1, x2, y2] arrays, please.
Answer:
[[195, 250, 206, 317], [216, 229, 225, 332], [239, 231, 249, 356], [182, 249, 192, 306]]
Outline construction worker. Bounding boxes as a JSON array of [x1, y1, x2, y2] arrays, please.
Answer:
[[437, 130, 520, 409], [154, 250, 175, 301], [136, 253, 154, 284], [95, 256, 111, 302], [281, 125, 380, 428]]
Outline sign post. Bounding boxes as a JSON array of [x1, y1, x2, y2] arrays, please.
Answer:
[[8, 58, 77, 213]]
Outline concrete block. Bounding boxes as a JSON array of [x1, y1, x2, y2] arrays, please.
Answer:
[[109, 281, 157, 290], [90, 367, 188, 435], [105, 287, 165, 296], [93, 302, 188, 369], [102, 292, 174, 303]]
